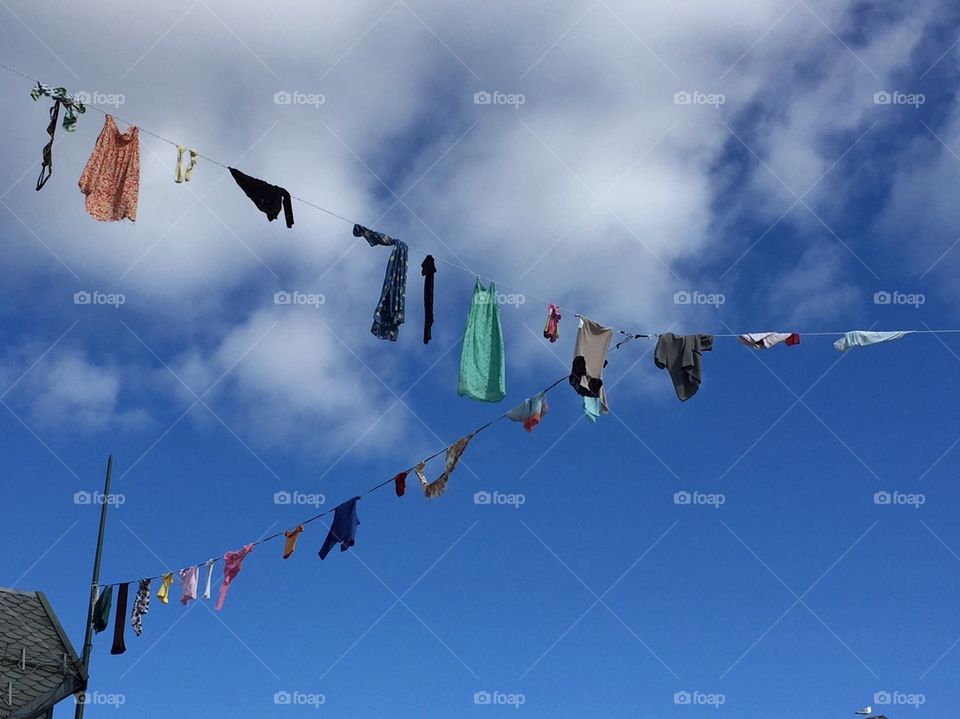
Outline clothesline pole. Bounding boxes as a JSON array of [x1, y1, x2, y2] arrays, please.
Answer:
[[74, 453, 112, 719]]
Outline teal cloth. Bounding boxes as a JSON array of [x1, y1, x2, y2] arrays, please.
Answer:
[[92, 585, 113, 634], [583, 396, 601, 423], [458, 279, 506, 402]]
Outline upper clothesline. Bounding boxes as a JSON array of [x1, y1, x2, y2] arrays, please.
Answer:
[[9, 61, 953, 343]]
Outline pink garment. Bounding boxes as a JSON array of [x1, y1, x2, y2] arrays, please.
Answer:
[[216, 544, 253, 611], [179, 566, 199, 606], [543, 304, 561, 343]]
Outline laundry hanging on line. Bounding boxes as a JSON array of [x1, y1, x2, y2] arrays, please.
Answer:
[[354, 223, 395, 247], [229, 167, 294, 227], [92, 585, 113, 634], [421, 255, 436, 345], [543, 304, 561, 343], [459, 279, 506, 402], [371, 238, 408, 341], [507, 393, 549, 432], [217, 544, 253, 610], [283, 525, 304, 559], [180, 567, 199, 605], [110, 583, 128, 656], [174, 145, 198, 183], [30, 81, 85, 190], [569, 317, 612, 419], [79, 114, 140, 222], [654, 333, 713, 402], [738, 332, 800, 349], [833, 330, 911, 352], [131, 578, 150, 637], [319, 498, 360, 559], [416, 434, 475, 499]]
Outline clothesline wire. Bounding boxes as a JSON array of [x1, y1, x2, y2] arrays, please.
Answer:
[[95, 360, 600, 588], [7, 62, 960, 342]]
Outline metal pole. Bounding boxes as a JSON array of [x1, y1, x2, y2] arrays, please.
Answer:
[[75, 454, 113, 719]]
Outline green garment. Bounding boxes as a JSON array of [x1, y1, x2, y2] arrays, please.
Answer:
[[92, 585, 113, 634], [458, 279, 506, 402]]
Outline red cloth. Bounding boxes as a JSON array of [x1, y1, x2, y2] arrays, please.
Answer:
[[785, 333, 800, 346], [394, 471, 408, 497]]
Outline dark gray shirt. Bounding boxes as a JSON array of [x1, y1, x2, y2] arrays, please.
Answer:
[[654, 333, 713, 401]]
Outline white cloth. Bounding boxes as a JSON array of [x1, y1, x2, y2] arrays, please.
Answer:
[[834, 331, 911, 352], [738, 332, 794, 350], [180, 566, 199, 605], [202, 558, 215, 600]]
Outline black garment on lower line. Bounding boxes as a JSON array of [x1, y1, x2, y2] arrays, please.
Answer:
[[229, 167, 294, 228], [110, 582, 129, 655]]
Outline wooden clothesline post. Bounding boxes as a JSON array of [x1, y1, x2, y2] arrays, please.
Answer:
[[74, 454, 112, 719]]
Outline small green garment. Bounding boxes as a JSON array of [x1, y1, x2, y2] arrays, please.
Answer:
[[92, 585, 113, 634], [458, 278, 506, 402]]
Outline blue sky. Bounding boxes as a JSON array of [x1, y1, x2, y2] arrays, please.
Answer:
[[3, 1, 960, 717]]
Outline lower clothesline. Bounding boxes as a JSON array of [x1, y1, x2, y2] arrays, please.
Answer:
[[94, 359, 599, 589]]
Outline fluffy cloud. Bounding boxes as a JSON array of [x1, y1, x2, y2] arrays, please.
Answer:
[[0, 0, 955, 455]]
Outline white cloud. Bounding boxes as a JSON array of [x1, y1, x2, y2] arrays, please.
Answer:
[[0, 0, 953, 455]]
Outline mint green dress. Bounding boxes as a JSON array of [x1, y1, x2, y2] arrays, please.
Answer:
[[458, 279, 506, 402]]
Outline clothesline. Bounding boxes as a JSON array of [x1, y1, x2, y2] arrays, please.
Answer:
[[0, 61, 580, 317], [94, 368, 580, 589], [6, 61, 959, 345]]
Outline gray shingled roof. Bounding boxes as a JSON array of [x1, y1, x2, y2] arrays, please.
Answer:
[[0, 588, 86, 719]]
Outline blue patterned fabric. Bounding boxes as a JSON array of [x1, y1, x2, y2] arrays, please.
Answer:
[[371, 239, 408, 341]]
